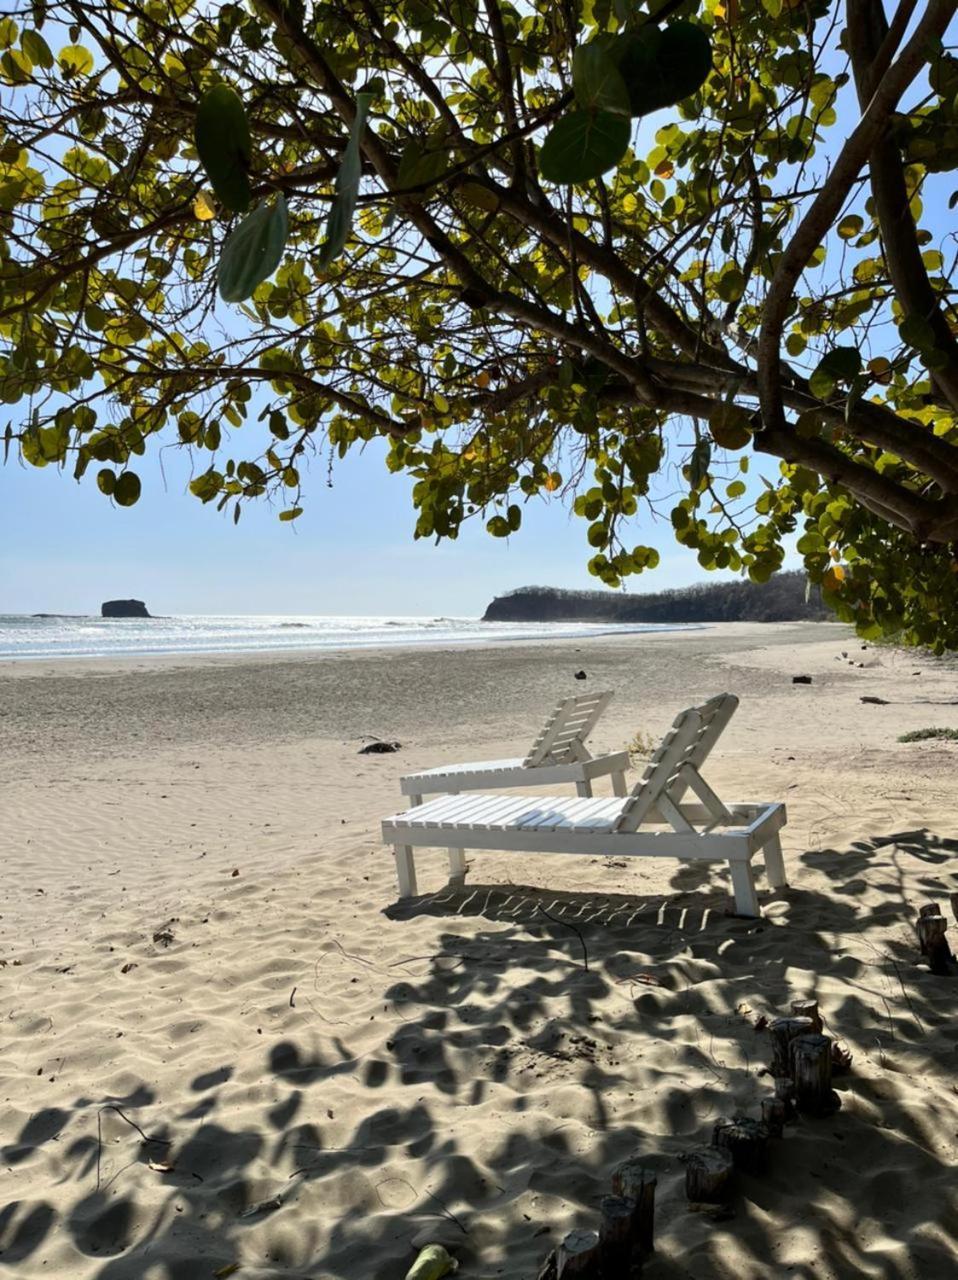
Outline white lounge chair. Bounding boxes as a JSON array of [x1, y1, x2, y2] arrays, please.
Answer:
[[382, 694, 787, 917], [399, 689, 630, 803]]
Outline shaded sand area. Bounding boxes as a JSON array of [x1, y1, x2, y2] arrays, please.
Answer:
[[2, 621, 957, 1279]]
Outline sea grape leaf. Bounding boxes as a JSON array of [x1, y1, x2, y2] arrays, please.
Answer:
[[195, 84, 253, 214], [538, 108, 631, 184], [320, 91, 373, 267], [218, 194, 289, 303], [113, 470, 141, 506], [572, 41, 631, 116]]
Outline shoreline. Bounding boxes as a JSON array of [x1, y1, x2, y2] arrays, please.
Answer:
[[0, 619, 834, 678]]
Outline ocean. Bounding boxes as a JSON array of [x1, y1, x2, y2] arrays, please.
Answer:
[[0, 614, 693, 661]]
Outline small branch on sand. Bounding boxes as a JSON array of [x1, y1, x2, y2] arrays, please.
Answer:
[[536, 905, 589, 971], [96, 1106, 171, 1191]]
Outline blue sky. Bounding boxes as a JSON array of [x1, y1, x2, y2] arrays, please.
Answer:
[[1, 434, 756, 615]]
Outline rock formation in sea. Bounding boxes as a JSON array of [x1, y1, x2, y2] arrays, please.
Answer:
[[101, 599, 152, 618]]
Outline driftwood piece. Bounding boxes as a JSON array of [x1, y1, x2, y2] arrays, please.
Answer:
[[761, 1096, 787, 1138], [769, 1015, 814, 1075], [556, 1229, 600, 1278], [600, 1196, 635, 1276], [684, 1146, 734, 1203], [712, 1117, 769, 1175], [790, 999, 823, 1034], [917, 911, 952, 974], [791, 1034, 839, 1115]]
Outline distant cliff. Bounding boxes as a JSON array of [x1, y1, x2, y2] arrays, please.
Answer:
[[482, 572, 829, 624]]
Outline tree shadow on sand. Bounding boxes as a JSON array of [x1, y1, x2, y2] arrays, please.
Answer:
[[3, 832, 956, 1278]]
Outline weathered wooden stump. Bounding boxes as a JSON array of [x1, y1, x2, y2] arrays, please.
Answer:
[[773, 1074, 796, 1120], [769, 1015, 814, 1075], [684, 1145, 734, 1203], [790, 999, 823, 1034], [712, 1116, 769, 1174], [761, 1096, 787, 1138], [536, 1250, 558, 1280], [791, 1033, 840, 1115], [600, 1196, 636, 1275], [610, 1159, 656, 1256], [556, 1229, 600, 1278], [917, 906, 953, 974], [950, 892, 958, 927]]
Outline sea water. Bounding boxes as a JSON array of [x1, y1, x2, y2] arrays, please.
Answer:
[[0, 613, 693, 661]]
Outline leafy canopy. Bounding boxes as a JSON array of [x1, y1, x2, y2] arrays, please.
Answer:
[[4, 0, 958, 647]]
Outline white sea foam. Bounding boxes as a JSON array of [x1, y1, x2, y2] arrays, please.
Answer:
[[0, 613, 694, 661]]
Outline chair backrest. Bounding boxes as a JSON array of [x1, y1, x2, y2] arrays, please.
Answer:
[[523, 689, 614, 767], [612, 693, 738, 832]]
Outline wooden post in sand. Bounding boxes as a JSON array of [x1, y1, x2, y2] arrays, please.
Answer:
[[774, 1074, 796, 1121], [950, 892, 958, 927], [555, 1229, 600, 1278], [790, 1034, 839, 1115], [684, 1146, 734, 1203], [599, 1197, 636, 1275], [790, 999, 823, 1034], [610, 1159, 656, 1256], [769, 1015, 814, 1075], [917, 904, 953, 974], [761, 1096, 787, 1138], [712, 1117, 769, 1174]]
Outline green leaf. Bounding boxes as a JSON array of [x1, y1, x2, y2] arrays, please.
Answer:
[[836, 214, 863, 240], [218, 194, 289, 303], [899, 313, 937, 353], [538, 109, 631, 184], [616, 21, 713, 118], [279, 506, 303, 521], [113, 470, 141, 506], [320, 92, 373, 267], [710, 403, 752, 450], [195, 84, 252, 214], [572, 42, 631, 116], [58, 43, 93, 75], [96, 467, 116, 496], [22, 29, 52, 69], [809, 346, 862, 399]]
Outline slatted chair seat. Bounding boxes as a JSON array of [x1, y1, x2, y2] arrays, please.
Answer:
[[382, 694, 788, 918], [399, 690, 629, 803]]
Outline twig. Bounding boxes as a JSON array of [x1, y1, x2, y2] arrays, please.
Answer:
[[536, 905, 589, 971], [96, 1106, 171, 1190], [289, 986, 297, 1008]]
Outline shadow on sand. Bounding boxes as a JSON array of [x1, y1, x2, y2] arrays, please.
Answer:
[[3, 833, 956, 1278]]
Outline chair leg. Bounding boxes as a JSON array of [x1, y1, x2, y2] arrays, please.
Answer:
[[576, 779, 593, 798], [762, 834, 788, 889], [409, 793, 422, 807], [612, 770, 628, 797], [395, 846, 418, 898], [729, 860, 759, 917], [447, 846, 467, 887]]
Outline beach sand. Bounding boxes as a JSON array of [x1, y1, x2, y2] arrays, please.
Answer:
[[1, 621, 957, 1279]]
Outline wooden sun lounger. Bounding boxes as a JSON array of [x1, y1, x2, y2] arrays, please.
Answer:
[[382, 694, 788, 917], [399, 689, 629, 802]]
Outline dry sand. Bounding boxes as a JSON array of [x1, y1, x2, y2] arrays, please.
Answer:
[[1, 621, 957, 1279]]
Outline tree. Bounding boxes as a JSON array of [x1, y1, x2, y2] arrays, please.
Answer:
[[2, 0, 958, 647]]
